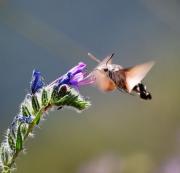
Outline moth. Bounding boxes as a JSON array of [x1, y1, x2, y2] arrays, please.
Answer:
[[87, 53, 154, 100]]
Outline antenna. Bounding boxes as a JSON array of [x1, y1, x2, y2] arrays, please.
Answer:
[[106, 53, 115, 66]]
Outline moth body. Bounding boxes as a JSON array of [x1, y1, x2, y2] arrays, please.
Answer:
[[87, 53, 154, 100]]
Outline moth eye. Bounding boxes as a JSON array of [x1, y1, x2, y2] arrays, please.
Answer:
[[103, 68, 108, 72]]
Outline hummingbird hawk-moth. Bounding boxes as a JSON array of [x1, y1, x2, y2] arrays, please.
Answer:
[[87, 53, 154, 100]]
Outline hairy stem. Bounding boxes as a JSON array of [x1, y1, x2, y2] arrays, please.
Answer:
[[0, 73, 90, 172]]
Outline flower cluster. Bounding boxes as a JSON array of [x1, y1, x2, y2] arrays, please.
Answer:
[[49, 62, 95, 88], [0, 62, 93, 173]]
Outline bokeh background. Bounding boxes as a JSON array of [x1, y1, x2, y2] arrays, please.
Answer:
[[0, 0, 180, 173]]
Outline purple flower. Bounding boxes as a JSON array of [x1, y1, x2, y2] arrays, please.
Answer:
[[15, 115, 34, 124], [30, 70, 45, 94], [11, 115, 34, 128], [49, 62, 95, 88]]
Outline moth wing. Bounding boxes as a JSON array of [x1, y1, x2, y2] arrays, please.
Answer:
[[124, 61, 155, 92], [93, 70, 116, 91]]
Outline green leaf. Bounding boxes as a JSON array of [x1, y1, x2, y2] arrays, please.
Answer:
[[51, 86, 59, 104], [54, 87, 90, 110], [31, 95, 40, 113], [16, 124, 23, 151], [1, 145, 10, 165], [8, 133, 15, 152], [21, 105, 31, 117], [41, 89, 48, 106], [32, 111, 42, 125], [20, 124, 28, 137]]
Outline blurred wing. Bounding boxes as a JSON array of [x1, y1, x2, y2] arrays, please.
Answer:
[[93, 70, 116, 92], [124, 61, 155, 92]]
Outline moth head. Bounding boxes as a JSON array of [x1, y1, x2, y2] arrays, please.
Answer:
[[95, 53, 115, 71]]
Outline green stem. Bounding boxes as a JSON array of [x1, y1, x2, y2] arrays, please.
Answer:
[[0, 85, 90, 172]]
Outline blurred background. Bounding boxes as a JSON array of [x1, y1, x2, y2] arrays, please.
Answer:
[[0, 0, 180, 172]]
